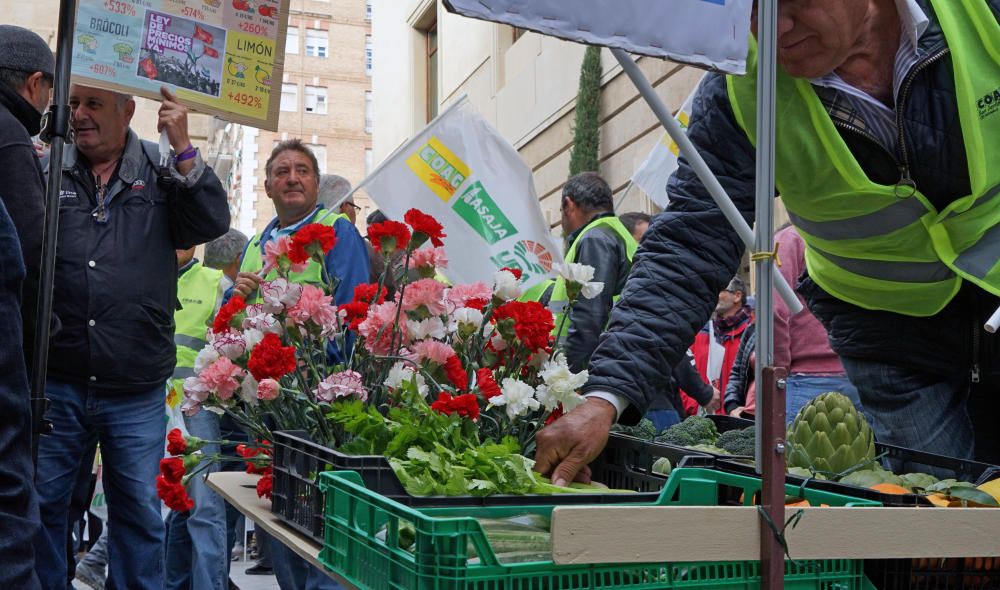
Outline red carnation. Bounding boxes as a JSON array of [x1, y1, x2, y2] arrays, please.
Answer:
[[464, 298, 488, 311], [157, 475, 194, 512], [492, 301, 555, 351], [444, 355, 469, 390], [237, 443, 272, 474], [475, 368, 501, 400], [500, 267, 523, 280], [289, 223, 337, 264], [353, 283, 387, 305], [404, 209, 446, 248], [368, 221, 411, 254], [160, 457, 186, 483], [256, 467, 274, 499], [430, 392, 480, 421], [247, 333, 297, 381], [167, 428, 187, 455], [544, 405, 565, 426], [338, 301, 370, 331], [212, 296, 246, 334]]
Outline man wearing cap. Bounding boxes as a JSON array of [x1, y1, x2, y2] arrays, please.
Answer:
[[33, 84, 229, 590], [0, 24, 51, 588]]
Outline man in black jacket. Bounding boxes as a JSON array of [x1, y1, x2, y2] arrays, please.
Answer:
[[33, 84, 230, 590], [0, 25, 53, 589], [536, 0, 1000, 486]]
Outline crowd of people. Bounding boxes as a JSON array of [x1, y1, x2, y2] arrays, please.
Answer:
[[1, 0, 1000, 587]]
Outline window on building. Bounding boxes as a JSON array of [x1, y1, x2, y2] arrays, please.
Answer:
[[306, 29, 328, 58], [426, 23, 438, 120], [365, 35, 373, 76], [307, 144, 327, 174], [365, 91, 373, 133], [286, 26, 299, 54], [513, 27, 525, 42], [365, 0, 372, 22], [280, 83, 297, 111], [365, 149, 373, 176], [305, 85, 327, 114]]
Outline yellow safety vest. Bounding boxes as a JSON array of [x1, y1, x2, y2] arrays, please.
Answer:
[[726, 0, 1000, 316], [171, 262, 224, 393]]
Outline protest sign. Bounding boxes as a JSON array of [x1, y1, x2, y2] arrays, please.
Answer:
[[72, 0, 289, 130]]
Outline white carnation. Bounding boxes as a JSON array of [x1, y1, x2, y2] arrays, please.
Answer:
[[384, 362, 429, 397], [538, 354, 589, 411], [491, 378, 540, 419], [194, 346, 220, 373], [492, 269, 522, 301], [406, 317, 447, 341]]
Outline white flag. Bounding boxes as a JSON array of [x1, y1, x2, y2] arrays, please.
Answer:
[[443, 0, 752, 74], [630, 76, 704, 209], [357, 96, 563, 290]]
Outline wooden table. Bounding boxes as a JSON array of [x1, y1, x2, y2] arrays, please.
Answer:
[[206, 471, 358, 589]]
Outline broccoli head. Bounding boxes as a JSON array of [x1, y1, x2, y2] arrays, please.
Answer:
[[717, 426, 756, 456], [654, 416, 719, 447], [611, 418, 658, 441]]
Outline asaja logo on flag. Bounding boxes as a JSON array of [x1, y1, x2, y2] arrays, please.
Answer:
[[452, 181, 518, 245], [405, 137, 471, 201]]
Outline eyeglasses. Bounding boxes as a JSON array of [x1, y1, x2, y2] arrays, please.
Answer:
[[342, 202, 361, 211]]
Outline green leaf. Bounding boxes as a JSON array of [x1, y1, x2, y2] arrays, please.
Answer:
[[939, 487, 1000, 506]]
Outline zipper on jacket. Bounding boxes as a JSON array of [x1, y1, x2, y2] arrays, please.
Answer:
[[894, 48, 950, 193], [971, 315, 982, 384]]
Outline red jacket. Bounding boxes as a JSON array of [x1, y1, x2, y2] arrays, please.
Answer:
[[680, 311, 752, 416]]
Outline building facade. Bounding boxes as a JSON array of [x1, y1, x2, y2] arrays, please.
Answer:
[[370, 0, 706, 235]]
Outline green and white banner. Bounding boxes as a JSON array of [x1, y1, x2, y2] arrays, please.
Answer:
[[357, 96, 563, 289]]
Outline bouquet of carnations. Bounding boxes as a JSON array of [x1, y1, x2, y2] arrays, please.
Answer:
[[158, 209, 606, 510]]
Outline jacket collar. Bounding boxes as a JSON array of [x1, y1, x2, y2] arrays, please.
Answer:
[[64, 128, 145, 185], [565, 211, 615, 248], [0, 82, 42, 136]]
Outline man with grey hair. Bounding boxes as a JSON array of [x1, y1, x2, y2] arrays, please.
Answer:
[[35, 83, 229, 590], [204, 227, 249, 285], [0, 23, 53, 589]]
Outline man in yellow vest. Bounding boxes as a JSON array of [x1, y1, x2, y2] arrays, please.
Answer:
[[537, 0, 1000, 487], [232, 139, 367, 590], [164, 242, 235, 590], [528, 172, 638, 374]]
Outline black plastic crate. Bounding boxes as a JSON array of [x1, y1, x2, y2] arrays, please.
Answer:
[[271, 430, 713, 542], [865, 558, 1000, 590]]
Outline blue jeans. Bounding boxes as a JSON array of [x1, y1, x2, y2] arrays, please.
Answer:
[[164, 410, 227, 590], [785, 373, 863, 424], [271, 540, 344, 590], [645, 409, 681, 433], [34, 380, 166, 590], [840, 357, 975, 473]]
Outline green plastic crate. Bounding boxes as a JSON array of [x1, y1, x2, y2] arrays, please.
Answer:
[[318, 467, 879, 590]]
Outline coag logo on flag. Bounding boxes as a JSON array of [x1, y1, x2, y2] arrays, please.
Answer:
[[405, 137, 470, 202]]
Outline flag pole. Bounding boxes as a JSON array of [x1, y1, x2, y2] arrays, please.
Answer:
[[613, 180, 635, 212], [609, 48, 802, 315]]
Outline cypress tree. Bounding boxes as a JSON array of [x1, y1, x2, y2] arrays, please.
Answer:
[[568, 45, 602, 176]]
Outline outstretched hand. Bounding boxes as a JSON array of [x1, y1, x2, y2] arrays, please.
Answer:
[[533, 397, 616, 487]]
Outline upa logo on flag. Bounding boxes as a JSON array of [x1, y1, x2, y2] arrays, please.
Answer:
[[405, 137, 470, 201]]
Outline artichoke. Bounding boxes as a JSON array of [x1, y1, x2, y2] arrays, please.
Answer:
[[786, 392, 876, 477]]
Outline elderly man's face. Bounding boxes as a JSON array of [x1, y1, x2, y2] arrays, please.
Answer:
[[753, 0, 870, 78], [69, 85, 133, 158], [265, 149, 319, 222]]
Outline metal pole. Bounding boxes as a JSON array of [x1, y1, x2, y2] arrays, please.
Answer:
[[31, 0, 77, 460], [609, 48, 802, 315], [753, 1, 784, 588], [613, 180, 636, 212]]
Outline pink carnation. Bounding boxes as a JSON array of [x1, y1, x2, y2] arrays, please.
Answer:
[[256, 378, 281, 401], [287, 284, 339, 335], [408, 247, 449, 271], [199, 356, 244, 401], [401, 278, 447, 316], [445, 282, 492, 311], [210, 330, 246, 360], [410, 339, 455, 367], [314, 370, 369, 403], [358, 301, 408, 355], [263, 236, 308, 274]]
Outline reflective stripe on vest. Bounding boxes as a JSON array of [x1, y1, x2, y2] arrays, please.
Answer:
[[240, 209, 347, 302], [726, 0, 1000, 317], [525, 216, 638, 339], [172, 263, 224, 391]]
